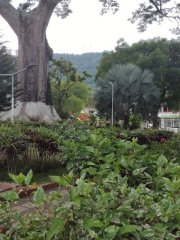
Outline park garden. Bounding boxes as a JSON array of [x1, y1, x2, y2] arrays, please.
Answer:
[[1, 120, 180, 239], [1, 0, 180, 239]]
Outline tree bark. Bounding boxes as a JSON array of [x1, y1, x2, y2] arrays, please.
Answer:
[[0, 0, 62, 124]]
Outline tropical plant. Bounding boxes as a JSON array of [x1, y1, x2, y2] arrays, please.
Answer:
[[2, 137, 180, 239], [95, 38, 180, 112], [95, 63, 160, 128]]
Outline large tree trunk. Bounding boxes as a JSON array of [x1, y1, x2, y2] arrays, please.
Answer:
[[0, 0, 61, 124]]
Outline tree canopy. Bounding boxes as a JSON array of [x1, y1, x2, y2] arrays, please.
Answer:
[[95, 38, 180, 111], [95, 63, 160, 128], [129, 0, 180, 34], [49, 58, 91, 116], [0, 34, 16, 111], [3, 0, 180, 34]]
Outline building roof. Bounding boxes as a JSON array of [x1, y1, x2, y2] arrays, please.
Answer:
[[161, 115, 180, 118]]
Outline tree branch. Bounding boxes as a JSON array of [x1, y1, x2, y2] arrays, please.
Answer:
[[0, 0, 20, 35], [33, 0, 61, 29]]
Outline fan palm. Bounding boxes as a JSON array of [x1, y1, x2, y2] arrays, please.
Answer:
[[95, 63, 160, 128]]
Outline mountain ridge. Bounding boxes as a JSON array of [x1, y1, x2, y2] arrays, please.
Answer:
[[53, 52, 104, 86]]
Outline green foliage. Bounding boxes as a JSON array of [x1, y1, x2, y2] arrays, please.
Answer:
[[53, 53, 103, 86], [0, 32, 23, 112], [126, 129, 174, 146], [49, 58, 91, 116], [95, 63, 160, 128], [0, 33, 16, 111], [0, 124, 30, 174], [129, 114, 142, 130], [129, 1, 180, 34], [1, 134, 180, 239], [96, 38, 180, 111]]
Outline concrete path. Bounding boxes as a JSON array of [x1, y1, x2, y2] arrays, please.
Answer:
[[10, 186, 68, 216], [0, 183, 68, 216]]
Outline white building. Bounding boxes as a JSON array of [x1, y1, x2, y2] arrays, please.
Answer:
[[158, 105, 180, 132]]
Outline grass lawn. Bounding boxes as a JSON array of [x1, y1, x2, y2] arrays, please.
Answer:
[[31, 166, 68, 185], [0, 159, 67, 185]]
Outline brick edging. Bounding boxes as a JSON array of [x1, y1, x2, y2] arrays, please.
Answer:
[[0, 182, 59, 201]]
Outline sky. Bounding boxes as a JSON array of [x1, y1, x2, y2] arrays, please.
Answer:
[[0, 0, 178, 55]]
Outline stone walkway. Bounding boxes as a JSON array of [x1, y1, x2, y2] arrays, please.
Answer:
[[0, 182, 15, 193], [10, 186, 68, 216], [0, 182, 68, 215]]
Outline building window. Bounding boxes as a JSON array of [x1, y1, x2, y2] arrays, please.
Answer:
[[164, 106, 168, 112]]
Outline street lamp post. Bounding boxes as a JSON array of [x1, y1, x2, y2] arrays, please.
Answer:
[[0, 64, 37, 123], [109, 82, 114, 126]]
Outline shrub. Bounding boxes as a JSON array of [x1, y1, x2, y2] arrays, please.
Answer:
[[1, 138, 180, 239]]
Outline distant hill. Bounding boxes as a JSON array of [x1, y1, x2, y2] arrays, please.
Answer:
[[53, 52, 103, 86]]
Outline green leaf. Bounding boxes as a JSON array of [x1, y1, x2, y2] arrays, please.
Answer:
[[71, 187, 78, 200], [16, 173, 25, 184], [173, 179, 180, 191], [9, 172, 25, 184], [104, 153, 114, 163], [132, 167, 147, 176], [105, 225, 119, 240], [49, 176, 69, 187], [25, 169, 33, 186], [119, 155, 127, 167], [0, 191, 19, 201], [162, 177, 174, 192], [87, 161, 96, 166], [46, 218, 66, 240], [87, 167, 97, 175], [33, 186, 44, 205], [154, 223, 164, 232], [86, 146, 95, 153], [157, 155, 167, 167], [98, 139, 107, 147], [88, 230, 99, 239], [83, 217, 104, 229], [142, 229, 155, 237], [119, 225, 138, 236]]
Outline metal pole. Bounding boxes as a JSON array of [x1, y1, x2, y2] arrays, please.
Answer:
[[0, 64, 37, 123], [12, 75, 14, 123], [109, 82, 114, 126], [112, 83, 113, 126]]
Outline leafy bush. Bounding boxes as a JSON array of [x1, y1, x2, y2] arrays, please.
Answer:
[[1, 137, 180, 239], [125, 129, 174, 145], [129, 114, 142, 130], [149, 133, 180, 165], [0, 124, 29, 174]]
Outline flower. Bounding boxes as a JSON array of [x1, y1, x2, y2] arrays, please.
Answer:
[[0, 227, 5, 231], [0, 181, 3, 183], [160, 138, 165, 142]]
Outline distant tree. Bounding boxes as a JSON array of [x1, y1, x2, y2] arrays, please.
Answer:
[[95, 64, 160, 128], [130, 0, 180, 34], [0, 34, 18, 111], [53, 53, 103, 86], [96, 38, 180, 111], [49, 58, 91, 115], [62, 82, 90, 116]]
